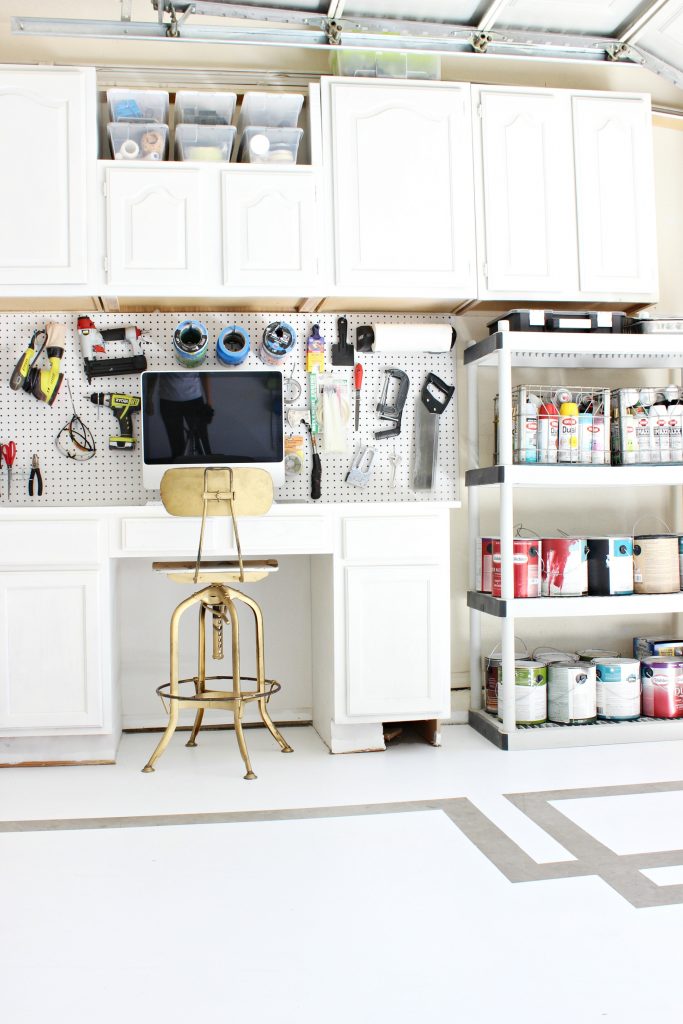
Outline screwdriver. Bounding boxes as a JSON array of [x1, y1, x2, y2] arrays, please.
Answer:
[[354, 362, 363, 431]]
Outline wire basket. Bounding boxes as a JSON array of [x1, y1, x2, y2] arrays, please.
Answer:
[[494, 385, 611, 465], [611, 386, 683, 465]]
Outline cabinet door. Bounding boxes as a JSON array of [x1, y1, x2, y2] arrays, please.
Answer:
[[326, 81, 476, 294], [106, 167, 203, 287], [573, 94, 658, 297], [222, 171, 318, 288], [0, 571, 103, 732], [345, 565, 449, 717], [475, 87, 578, 296], [0, 67, 93, 284]]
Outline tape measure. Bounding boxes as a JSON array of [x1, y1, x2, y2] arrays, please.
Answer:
[[216, 325, 250, 366]]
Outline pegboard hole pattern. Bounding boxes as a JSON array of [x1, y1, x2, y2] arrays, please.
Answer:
[[0, 312, 458, 507]]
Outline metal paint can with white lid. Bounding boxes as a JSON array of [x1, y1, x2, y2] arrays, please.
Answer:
[[641, 657, 683, 718], [633, 534, 679, 594], [541, 537, 588, 597], [593, 657, 641, 720], [587, 537, 634, 596], [497, 660, 547, 726], [477, 537, 496, 594], [547, 661, 597, 725], [484, 654, 501, 715]]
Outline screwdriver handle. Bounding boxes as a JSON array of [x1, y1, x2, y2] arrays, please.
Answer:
[[311, 452, 322, 500], [354, 362, 363, 391]]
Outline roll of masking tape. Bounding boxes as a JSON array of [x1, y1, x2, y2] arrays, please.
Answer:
[[118, 139, 140, 160], [140, 130, 164, 158]]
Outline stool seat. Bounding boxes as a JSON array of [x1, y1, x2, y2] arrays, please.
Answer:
[[153, 558, 279, 584]]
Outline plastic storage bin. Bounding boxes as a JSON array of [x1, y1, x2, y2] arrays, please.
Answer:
[[175, 124, 236, 161], [108, 123, 169, 161], [331, 50, 440, 80], [238, 127, 303, 164], [237, 92, 304, 131], [107, 89, 169, 124], [175, 91, 237, 126]]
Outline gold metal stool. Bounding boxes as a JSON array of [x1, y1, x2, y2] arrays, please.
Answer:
[[142, 466, 293, 780]]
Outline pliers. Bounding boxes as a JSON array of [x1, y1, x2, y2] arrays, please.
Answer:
[[28, 454, 43, 497]]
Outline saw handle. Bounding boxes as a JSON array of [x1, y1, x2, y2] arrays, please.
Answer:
[[421, 372, 455, 414]]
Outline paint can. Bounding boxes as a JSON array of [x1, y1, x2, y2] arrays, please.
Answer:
[[484, 654, 501, 715], [491, 538, 541, 598], [216, 325, 250, 366], [541, 537, 588, 597], [476, 537, 496, 594], [633, 534, 679, 594], [547, 661, 597, 725], [593, 658, 641, 721], [641, 657, 683, 718], [173, 319, 209, 367], [497, 660, 547, 726], [259, 321, 296, 365], [587, 537, 634, 596]]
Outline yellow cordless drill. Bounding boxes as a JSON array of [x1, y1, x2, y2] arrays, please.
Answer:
[[90, 392, 141, 450], [9, 322, 65, 405]]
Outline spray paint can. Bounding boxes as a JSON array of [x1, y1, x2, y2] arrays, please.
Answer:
[[587, 537, 634, 596], [635, 412, 651, 463], [578, 412, 593, 465], [621, 413, 637, 464], [590, 414, 609, 465], [548, 661, 597, 725], [593, 658, 641, 720], [173, 319, 209, 367], [477, 538, 495, 594], [497, 660, 547, 725], [633, 535, 679, 594], [558, 402, 579, 463], [641, 657, 683, 718], [668, 402, 683, 462], [259, 321, 296, 365], [491, 538, 541, 598], [647, 404, 666, 463], [541, 537, 588, 597], [537, 402, 559, 464], [517, 400, 538, 463]]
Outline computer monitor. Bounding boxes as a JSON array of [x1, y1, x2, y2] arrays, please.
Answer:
[[141, 369, 284, 489]]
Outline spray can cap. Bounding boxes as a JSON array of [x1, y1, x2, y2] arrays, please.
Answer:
[[538, 402, 558, 417], [559, 402, 579, 416]]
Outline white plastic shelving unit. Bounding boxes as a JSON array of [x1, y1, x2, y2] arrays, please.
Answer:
[[465, 330, 683, 750]]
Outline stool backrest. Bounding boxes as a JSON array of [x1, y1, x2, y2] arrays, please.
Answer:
[[160, 467, 274, 583]]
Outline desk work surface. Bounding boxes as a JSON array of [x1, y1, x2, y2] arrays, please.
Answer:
[[0, 312, 458, 508]]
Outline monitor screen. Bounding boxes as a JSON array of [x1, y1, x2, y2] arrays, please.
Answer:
[[141, 370, 284, 487]]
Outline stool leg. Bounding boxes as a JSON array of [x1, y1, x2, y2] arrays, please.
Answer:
[[187, 602, 207, 748], [143, 590, 203, 773], [234, 591, 293, 755], [226, 595, 256, 780]]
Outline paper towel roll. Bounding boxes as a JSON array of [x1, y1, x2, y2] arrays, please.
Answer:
[[370, 323, 453, 353]]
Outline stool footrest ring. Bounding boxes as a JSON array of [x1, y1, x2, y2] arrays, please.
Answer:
[[156, 674, 281, 705]]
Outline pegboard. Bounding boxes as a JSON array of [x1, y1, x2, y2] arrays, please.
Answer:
[[0, 312, 458, 507]]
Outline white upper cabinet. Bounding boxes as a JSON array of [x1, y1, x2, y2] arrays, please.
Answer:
[[222, 171, 318, 288], [0, 66, 95, 286], [105, 166, 204, 288], [572, 93, 658, 298], [473, 87, 578, 298], [323, 79, 476, 296]]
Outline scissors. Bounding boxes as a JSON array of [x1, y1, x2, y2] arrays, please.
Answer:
[[1, 441, 17, 497]]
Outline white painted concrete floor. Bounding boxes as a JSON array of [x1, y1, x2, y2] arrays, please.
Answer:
[[3, 724, 683, 1022]]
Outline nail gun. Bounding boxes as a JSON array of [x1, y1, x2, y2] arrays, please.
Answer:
[[9, 322, 65, 405], [91, 392, 141, 450], [78, 316, 148, 382]]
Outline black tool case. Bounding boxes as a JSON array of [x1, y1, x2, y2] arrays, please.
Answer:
[[488, 309, 628, 335]]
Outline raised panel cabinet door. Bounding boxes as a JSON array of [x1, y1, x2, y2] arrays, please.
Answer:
[[106, 167, 203, 287], [0, 571, 103, 732], [327, 81, 476, 293], [475, 87, 578, 297], [573, 94, 658, 297], [222, 171, 318, 287], [0, 67, 94, 284], [345, 565, 450, 718]]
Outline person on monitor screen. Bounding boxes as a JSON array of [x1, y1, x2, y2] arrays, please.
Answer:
[[148, 373, 213, 460]]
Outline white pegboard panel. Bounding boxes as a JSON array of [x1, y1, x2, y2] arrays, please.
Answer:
[[0, 312, 458, 507]]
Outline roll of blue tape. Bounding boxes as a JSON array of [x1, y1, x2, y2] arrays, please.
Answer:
[[216, 325, 250, 366]]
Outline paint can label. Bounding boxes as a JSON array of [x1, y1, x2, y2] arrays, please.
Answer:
[[492, 539, 541, 598], [594, 660, 641, 719], [641, 659, 683, 718], [541, 538, 587, 596], [477, 538, 495, 593], [548, 662, 597, 723], [498, 661, 547, 724]]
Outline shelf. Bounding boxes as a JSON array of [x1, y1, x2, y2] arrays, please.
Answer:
[[465, 464, 683, 488], [464, 331, 683, 368], [467, 590, 683, 619], [469, 708, 683, 751]]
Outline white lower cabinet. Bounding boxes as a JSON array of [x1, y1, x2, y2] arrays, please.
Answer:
[[0, 570, 104, 733], [222, 171, 318, 288], [344, 562, 450, 719], [105, 166, 203, 288]]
